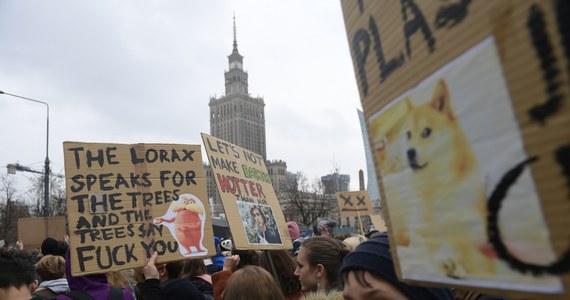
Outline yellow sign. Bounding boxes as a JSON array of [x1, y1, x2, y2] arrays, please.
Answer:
[[64, 142, 214, 276]]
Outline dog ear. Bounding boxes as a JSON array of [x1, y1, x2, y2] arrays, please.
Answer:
[[431, 79, 454, 120]]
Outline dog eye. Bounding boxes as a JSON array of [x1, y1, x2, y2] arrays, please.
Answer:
[[406, 131, 411, 140], [422, 128, 431, 138]]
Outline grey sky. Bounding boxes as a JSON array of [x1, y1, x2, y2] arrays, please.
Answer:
[[0, 0, 366, 192]]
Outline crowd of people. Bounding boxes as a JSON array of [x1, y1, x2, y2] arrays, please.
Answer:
[[1, 220, 508, 300]]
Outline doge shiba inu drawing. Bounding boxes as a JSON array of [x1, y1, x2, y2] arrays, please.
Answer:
[[402, 79, 495, 278]]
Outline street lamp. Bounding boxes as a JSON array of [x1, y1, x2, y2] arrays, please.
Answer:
[[0, 90, 50, 217]]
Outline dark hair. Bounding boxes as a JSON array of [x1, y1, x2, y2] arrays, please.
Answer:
[[222, 266, 284, 300], [165, 260, 184, 279], [41, 237, 59, 256], [0, 248, 36, 289], [301, 236, 350, 288], [250, 206, 266, 224], [57, 240, 69, 257], [258, 250, 301, 295], [180, 259, 208, 278], [232, 249, 260, 270]]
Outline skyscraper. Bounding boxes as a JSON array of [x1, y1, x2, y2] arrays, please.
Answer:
[[358, 109, 380, 211], [209, 16, 266, 159], [207, 17, 286, 218]]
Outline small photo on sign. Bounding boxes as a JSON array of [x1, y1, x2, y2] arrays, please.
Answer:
[[237, 201, 282, 245], [153, 193, 208, 257]]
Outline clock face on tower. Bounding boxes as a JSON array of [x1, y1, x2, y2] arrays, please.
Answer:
[[230, 61, 242, 69]]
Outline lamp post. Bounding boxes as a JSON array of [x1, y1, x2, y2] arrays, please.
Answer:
[[0, 90, 50, 217]]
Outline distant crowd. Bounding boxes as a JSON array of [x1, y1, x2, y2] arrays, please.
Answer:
[[1, 219, 508, 300]]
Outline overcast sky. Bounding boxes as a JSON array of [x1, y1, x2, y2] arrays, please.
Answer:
[[0, 0, 366, 194]]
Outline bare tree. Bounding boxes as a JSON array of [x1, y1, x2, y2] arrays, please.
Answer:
[[281, 172, 338, 227], [0, 175, 31, 244], [26, 174, 66, 217]]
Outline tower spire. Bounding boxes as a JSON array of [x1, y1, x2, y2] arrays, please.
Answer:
[[233, 12, 237, 50]]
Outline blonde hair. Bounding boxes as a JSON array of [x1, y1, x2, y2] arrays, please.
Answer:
[[343, 235, 367, 251], [36, 254, 65, 281], [107, 269, 134, 289], [223, 266, 284, 300]]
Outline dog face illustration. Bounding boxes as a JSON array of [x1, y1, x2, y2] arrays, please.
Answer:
[[403, 79, 458, 172]]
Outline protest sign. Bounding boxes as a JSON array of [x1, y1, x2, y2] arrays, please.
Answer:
[[369, 214, 387, 233], [336, 191, 372, 219], [64, 142, 214, 276], [201, 133, 291, 250], [17, 216, 66, 250], [342, 0, 570, 297]]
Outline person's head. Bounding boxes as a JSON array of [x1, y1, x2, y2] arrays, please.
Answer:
[[107, 270, 133, 289], [341, 234, 454, 300], [0, 248, 37, 300], [231, 249, 260, 270], [342, 235, 367, 252], [180, 258, 208, 278], [250, 206, 266, 228], [294, 236, 350, 292], [35, 254, 65, 281], [258, 250, 301, 295], [287, 221, 300, 241], [222, 265, 284, 300], [313, 219, 337, 237], [41, 237, 59, 256], [159, 260, 183, 282]]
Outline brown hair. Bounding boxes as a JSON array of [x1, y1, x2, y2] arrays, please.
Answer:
[[180, 258, 207, 278], [222, 266, 284, 300], [35, 254, 65, 281], [300, 236, 350, 288], [258, 250, 300, 295]]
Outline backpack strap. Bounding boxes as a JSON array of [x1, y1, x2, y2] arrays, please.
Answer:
[[108, 287, 124, 300], [65, 290, 96, 300]]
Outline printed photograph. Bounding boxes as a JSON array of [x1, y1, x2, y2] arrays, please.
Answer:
[[153, 193, 207, 257], [237, 201, 282, 245], [368, 37, 562, 292]]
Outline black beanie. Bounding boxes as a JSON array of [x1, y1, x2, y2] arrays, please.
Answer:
[[341, 233, 454, 300]]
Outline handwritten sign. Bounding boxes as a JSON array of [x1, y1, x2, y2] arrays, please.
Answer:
[[336, 191, 372, 218], [201, 133, 291, 250], [342, 0, 570, 297], [64, 142, 214, 276]]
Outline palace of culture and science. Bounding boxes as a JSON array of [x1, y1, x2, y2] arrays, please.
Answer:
[[205, 19, 287, 218]]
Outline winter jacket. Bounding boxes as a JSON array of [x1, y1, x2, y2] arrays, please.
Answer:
[[56, 249, 135, 300]]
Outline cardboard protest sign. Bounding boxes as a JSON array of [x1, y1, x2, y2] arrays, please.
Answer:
[[369, 214, 387, 233], [64, 142, 214, 276], [336, 191, 372, 218], [342, 0, 570, 297], [201, 133, 291, 250], [17, 216, 67, 250]]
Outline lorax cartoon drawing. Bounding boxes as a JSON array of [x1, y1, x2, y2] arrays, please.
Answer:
[[154, 193, 206, 256]]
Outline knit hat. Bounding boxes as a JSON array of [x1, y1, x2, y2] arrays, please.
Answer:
[[313, 219, 337, 236], [341, 233, 453, 300], [287, 221, 301, 241]]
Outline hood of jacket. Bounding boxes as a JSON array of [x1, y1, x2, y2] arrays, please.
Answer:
[[38, 278, 69, 294]]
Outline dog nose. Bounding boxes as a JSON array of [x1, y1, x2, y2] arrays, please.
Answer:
[[407, 149, 416, 161]]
